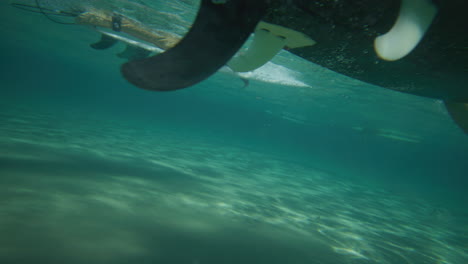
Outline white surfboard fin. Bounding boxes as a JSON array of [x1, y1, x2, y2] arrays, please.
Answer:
[[374, 0, 437, 61], [228, 21, 315, 72]]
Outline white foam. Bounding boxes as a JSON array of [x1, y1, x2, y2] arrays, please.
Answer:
[[229, 62, 310, 87]]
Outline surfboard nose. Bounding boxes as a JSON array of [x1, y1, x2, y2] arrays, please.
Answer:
[[121, 0, 269, 91]]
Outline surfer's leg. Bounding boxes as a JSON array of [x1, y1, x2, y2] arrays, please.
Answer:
[[121, 0, 269, 91]]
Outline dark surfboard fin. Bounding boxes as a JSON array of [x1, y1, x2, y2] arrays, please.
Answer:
[[117, 44, 152, 61], [121, 0, 269, 91], [444, 101, 468, 134], [90, 34, 118, 50], [240, 77, 250, 88]]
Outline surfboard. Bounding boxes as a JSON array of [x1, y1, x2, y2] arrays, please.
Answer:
[[266, 0, 468, 133], [264, 0, 468, 103], [119, 0, 467, 132]]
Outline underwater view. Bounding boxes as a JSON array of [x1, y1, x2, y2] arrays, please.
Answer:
[[1, 0, 467, 264]]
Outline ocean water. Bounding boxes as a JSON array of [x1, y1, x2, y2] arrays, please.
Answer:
[[1, 1, 467, 264]]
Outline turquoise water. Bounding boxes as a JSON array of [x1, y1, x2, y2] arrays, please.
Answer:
[[1, 1, 467, 264]]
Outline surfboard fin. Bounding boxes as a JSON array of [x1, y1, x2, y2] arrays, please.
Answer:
[[90, 33, 119, 50], [121, 0, 269, 91], [227, 28, 286, 72], [444, 101, 468, 134], [240, 77, 250, 88], [228, 21, 315, 72], [374, 0, 437, 61]]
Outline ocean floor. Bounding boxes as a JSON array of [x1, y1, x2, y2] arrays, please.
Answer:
[[1, 105, 466, 264]]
